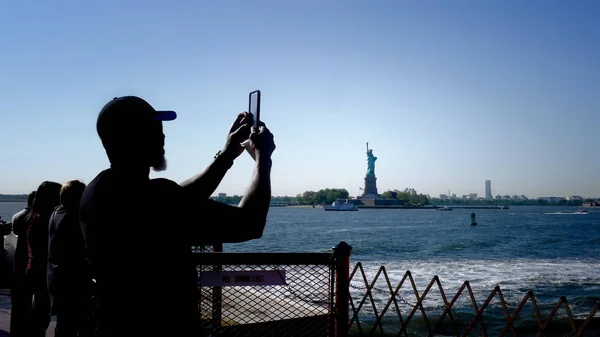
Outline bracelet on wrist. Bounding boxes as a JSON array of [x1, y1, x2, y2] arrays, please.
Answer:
[[214, 150, 234, 169]]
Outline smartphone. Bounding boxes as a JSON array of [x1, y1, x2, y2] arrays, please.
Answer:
[[241, 90, 261, 159], [249, 90, 261, 129]]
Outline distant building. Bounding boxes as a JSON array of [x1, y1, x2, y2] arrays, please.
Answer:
[[485, 180, 492, 200], [495, 195, 503, 200], [218, 193, 227, 199], [439, 194, 449, 200], [568, 196, 583, 201], [469, 193, 478, 200]]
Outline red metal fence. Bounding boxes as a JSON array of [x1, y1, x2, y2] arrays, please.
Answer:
[[194, 242, 600, 337]]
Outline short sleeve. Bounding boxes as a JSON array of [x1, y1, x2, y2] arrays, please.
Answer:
[[150, 178, 265, 245]]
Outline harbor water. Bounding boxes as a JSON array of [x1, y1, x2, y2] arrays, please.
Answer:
[[227, 205, 599, 335]]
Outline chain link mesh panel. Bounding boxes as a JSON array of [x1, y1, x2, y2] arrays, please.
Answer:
[[196, 253, 335, 337]]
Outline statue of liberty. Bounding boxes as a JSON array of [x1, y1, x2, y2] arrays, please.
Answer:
[[366, 142, 377, 177]]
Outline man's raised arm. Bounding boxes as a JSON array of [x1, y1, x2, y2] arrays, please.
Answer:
[[181, 112, 252, 199], [187, 124, 275, 244], [236, 124, 275, 227]]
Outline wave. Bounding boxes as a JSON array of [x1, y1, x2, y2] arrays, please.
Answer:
[[349, 258, 600, 319], [433, 243, 467, 252], [544, 212, 588, 215]]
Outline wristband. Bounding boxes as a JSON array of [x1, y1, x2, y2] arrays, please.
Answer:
[[214, 150, 234, 169]]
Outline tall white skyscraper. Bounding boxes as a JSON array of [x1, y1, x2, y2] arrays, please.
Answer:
[[485, 180, 492, 200]]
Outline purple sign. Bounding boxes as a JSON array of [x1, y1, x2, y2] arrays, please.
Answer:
[[199, 270, 286, 287]]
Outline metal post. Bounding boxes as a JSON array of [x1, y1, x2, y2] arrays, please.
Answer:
[[211, 243, 223, 329], [333, 241, 352, 337]]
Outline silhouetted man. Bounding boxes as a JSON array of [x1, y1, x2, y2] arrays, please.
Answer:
[[80, 96, 275, 337]]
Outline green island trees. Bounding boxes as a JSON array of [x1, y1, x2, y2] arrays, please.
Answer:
[[380, 189, 430, 205], [295, 188, 350, 205]]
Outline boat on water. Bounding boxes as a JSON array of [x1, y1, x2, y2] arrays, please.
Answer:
[[437, 206, 453, 211], [575, 209, 588, 214], [323, 200, 358, 211]]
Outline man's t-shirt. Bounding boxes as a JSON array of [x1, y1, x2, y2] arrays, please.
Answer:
[[80, 169, 202, 336]]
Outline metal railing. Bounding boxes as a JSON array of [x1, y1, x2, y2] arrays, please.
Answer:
[[192, 242, 599, 337], [193, 245, 343, 337], [347, 263, 600, 337], [0, 241, 593, 336]]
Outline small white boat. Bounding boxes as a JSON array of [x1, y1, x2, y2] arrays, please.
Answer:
[[323, 200, 358, 211], [574, 209, 588, 214], [437, 206, 453, 211]]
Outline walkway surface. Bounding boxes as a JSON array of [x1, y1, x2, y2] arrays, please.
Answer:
[[0, 287, 328, 336], [0, 291, 56, 337]]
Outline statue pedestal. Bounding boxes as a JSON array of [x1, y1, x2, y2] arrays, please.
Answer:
[[363, 175, 378, 196]]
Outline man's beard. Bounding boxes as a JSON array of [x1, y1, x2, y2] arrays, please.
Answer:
[[151, 155, 167, 172]]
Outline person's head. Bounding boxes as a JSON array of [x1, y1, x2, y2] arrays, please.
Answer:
[[26, 190, 36, 207], [30, 181, 62, 218], [96, 96, 177, 171], [59, 180, 86, 210]]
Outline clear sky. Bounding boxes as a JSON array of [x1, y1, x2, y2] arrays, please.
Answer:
[[1, 0, 599, 198]]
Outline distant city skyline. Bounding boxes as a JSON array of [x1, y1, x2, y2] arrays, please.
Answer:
[[433, 179, 592, 200], [1, 1, 599, 197]]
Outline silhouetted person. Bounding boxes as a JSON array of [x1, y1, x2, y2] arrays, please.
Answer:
[[26, 181, 62, 337], [0, 217, 12, 233], [80, 96, 275, 336], [0, 216, 12, 237], [0, 216, 13, 288], [48, 180, 91, 337], [10, 190, 36, 337]]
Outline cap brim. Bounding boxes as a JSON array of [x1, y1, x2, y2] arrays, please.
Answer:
[[154, 110, 177, 121]]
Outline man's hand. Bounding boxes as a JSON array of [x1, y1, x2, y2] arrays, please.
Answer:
[[180, 112, 256, 198], [248, 122, 276, 160], [222, 112, 253, 160]]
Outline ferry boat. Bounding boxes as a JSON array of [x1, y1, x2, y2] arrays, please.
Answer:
[[323, 200, 358, 211], [436, 206, 453, 211]]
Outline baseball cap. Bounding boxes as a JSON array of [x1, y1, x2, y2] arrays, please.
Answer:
[[97, 96, 177, 141]]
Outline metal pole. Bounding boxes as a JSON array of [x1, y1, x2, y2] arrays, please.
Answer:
[[212, 243, 223, 329], [333, 241, 352, 337]]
